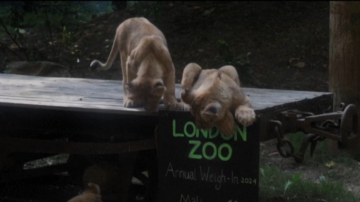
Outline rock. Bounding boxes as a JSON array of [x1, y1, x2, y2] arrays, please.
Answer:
[[203, 8, 216, 16], [9, 43, 20, 51], [288, 58, 300, 63], [4, 61, 71, 77], [294, 62, 305, 68]]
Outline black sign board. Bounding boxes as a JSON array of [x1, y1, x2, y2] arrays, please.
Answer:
[[157, 110, 260, 202]]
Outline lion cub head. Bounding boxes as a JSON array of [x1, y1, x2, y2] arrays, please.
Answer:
[[191, 95, 228, 130], [183, 73, 235, 135], [126, 77, 165, 112], [180, 63, 256, 136]]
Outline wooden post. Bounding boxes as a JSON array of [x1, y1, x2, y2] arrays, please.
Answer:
[[329, 1, 360, 156]]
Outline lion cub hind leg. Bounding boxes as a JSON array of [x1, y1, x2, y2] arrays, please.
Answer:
[[181, 63, 202, 91], [216, 111, 236, 136], [235, 97, 256, 127], [180, 63, 202, 105], [219, 66, 256, 126], [218, 65, 240, 86], [127, 36, 158, 70]]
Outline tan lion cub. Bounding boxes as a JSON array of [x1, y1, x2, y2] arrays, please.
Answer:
[[90, 17, 183, 112], [67, 183, 102, 202], [181, 63, 256, 136]]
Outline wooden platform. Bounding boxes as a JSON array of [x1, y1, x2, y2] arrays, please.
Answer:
[[0, 73, 333, 184], [0, 74, 332, 116]]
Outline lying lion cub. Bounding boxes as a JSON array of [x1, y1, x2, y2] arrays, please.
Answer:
[[90, 17, 183, 112], [181, 63, 256, 136], [67, 183, 102, 202]]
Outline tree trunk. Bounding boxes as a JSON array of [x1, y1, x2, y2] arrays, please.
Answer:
[[329, 1, 360, 156]]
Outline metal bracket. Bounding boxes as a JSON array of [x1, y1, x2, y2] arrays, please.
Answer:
[[268, 103, 358, 163]]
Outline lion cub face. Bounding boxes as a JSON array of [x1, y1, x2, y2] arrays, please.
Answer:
[[190, 93, 229, 130], [126, 77, 165, 112], [182, 73, 235, 135]]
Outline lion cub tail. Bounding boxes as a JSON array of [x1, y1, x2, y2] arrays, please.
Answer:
[[90, 34, 120, 71]]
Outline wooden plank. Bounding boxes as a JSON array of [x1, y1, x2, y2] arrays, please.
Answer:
[[0, 74, 332, 115], [0, 137, 156, 154]]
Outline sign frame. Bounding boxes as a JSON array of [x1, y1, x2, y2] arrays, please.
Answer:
[[157, 110, 260, 202]]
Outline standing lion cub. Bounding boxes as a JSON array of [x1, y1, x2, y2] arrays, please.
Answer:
[[90, 17, 183, 112], [181, 63, 256, 136]]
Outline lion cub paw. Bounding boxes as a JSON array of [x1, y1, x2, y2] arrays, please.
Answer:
[[124, 98, 142, 108], [166, 102, 189, 111], [182, 103, 191, 111], [235, 106, 256, 127]]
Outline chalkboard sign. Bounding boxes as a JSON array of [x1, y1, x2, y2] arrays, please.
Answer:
[[157, 110, 260, 202]]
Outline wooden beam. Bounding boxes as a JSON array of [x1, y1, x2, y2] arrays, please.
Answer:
[[0, 137, 156, 154]]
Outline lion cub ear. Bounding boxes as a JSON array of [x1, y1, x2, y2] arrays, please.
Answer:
[[201, 102, 222, 121], [217, 111, 236, 136], [151, 79, 165, 94]]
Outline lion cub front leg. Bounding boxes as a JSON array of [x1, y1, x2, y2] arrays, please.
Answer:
[[234, 96, 256, 127], [122, 55, 130, 105], [180, 63, 202, 105], [123, 56, 133, 107], [123, 56, 143, 108], [124, 97, 143, 108], [162, 69, 185, 111], [219, 65, 256, 126]]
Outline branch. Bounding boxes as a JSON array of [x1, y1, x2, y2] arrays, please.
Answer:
[[0, 18, 30, 61], [0, 18, 23, 49], [56, 27, 64, 59], [0, 40, 25, 60], [44, 11, 56, 61]]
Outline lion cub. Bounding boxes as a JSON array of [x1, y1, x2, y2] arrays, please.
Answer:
[[90, 17, 183, 112], [181, 63, 256, 136], [67, 183, 102, 202]]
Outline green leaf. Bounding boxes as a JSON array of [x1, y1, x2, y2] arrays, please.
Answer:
[[319, 175, 326, 182], [260, 168, 265, 177], [18, 28, 26, 34], [203, 7, 216, 16], [284, 180, 292, 193], [292, 173, 301, 183], [218, 39, 226, 45]]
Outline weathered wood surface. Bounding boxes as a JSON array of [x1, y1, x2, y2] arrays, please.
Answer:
[[0, 74, 332, 115], [0, 137, 155, 154]]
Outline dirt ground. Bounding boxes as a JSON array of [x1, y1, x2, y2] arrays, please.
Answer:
[[260, 138, 360, 198], [1, 1, 328, 91], [2, 1, 358, 201], [67, 1, 329, 92]]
